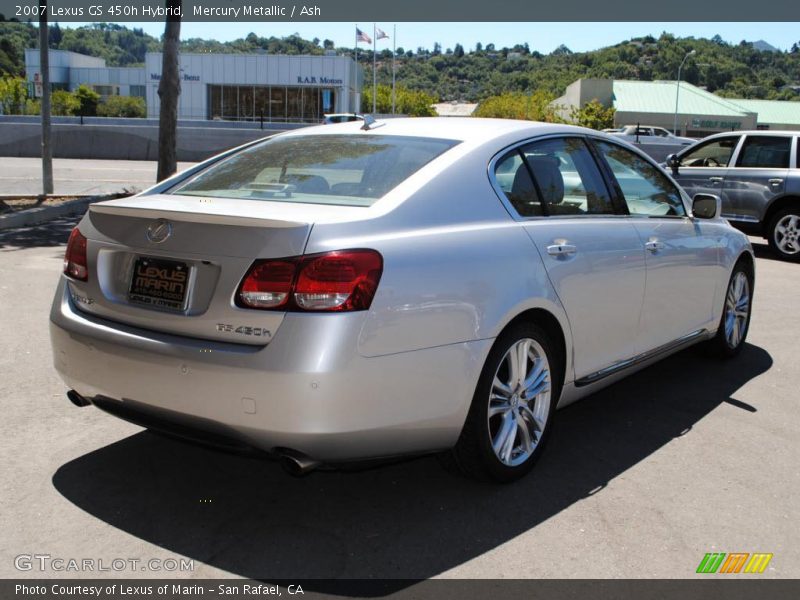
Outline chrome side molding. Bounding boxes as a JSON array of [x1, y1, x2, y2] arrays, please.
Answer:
[[575, 329, 708, 387]]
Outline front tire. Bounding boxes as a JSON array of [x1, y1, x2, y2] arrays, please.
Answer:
[[450, 322, 562, 483], [767, 208, 800, 262], [708, 259, 753, 357]]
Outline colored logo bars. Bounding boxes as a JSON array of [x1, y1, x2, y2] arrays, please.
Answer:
[[696, 552, 773, 574]]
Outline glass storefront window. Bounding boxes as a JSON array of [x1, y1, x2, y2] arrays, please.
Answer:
[[206, 85, 335, 123]]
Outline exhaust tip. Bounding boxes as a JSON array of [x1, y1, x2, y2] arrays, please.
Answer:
[[67, 390, 91, 407], [277, 450, 320, 477]]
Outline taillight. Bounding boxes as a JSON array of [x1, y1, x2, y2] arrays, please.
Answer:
[[63, 228, 88, 281], [238, 259, 296, 309], [236, 249, 383, 312]]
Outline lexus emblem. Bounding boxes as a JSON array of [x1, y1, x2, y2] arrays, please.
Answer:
[[146, 219, 172, 244]]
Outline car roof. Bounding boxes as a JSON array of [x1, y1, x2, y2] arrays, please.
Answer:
[[279, 117, 595, 144], [699, 130, 798, 138]]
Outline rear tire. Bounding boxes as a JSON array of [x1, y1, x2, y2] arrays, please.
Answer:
[[450, 322, 562, 483], [767, 208, 800, 262], [708, 259, 753, 358]]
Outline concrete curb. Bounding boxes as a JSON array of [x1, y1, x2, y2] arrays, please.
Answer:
[[0, 194, 127, 230]]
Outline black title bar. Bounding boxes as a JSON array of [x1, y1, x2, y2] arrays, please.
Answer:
[[1, 0, 799, 22]]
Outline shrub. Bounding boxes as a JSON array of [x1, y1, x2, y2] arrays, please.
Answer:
[[51, 89, 80, 116], [97, 95, 147, 118]]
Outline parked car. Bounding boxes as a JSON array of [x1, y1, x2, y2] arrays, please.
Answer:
[[50, 118, 754, 482], [322, 113, 364, 124], [609, 125, 694, 145], [665, 131, 800, 261]]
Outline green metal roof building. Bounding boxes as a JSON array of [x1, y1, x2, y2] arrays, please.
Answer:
[[554, 78, 800, 137]]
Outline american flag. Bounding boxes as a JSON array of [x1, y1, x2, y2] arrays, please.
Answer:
[[356, 28, 372, 44], [376, 28, 389, 40]]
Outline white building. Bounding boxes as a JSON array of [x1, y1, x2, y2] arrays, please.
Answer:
[[25, 49, 362, 122]]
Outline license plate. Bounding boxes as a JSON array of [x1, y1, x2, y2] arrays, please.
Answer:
[[128, 256, 190, 311]]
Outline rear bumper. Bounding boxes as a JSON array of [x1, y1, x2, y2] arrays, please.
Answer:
[[50, 278, 489, 461]]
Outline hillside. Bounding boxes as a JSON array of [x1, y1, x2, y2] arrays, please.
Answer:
[[1, 20, 799, 102]]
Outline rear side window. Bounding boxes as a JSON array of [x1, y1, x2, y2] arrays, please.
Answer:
[[736, 136, 791, 169], [595, 140, 686, 217], [173, 134, 459, 207], [521, 137, 615, 215], [494, 151, 543, 217], [680, 136, 739, 167]]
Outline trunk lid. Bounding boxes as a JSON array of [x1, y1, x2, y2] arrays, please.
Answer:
[[69, 194, 340, 345]]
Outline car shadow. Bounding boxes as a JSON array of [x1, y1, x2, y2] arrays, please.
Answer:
[[52, 343, 771, 592], [0, 216, 79, 251], [750, 240, 795, 264]]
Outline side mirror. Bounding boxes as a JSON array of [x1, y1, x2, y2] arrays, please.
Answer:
[[692, 193, 721, 219], [666, 153, 681, 172]]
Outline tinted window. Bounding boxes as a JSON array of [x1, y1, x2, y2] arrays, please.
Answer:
[[520, 137, 615, 215], [173, 134, 459, 207], [494, 151, 543, 217], [681, 136, 739, 167], [736, 135, 791, 169], [595, 141, 686, 217]]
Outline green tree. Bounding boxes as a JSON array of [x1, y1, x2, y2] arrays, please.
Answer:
[[0, 75, 27, 114], [97, 95, 146, 118], [569, 99, 616, 130], [361, 84, 437, 116], [73, 84, 100, 116], [474, 91, 561, 122]]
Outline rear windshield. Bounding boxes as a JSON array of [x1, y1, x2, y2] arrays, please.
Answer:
[[172, 134, 460, 207]]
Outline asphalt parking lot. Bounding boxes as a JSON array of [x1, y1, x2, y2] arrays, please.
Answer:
[[0, 216, 797, 583]]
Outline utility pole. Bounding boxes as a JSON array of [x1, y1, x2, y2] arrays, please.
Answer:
[[39, 2, 53, 196]]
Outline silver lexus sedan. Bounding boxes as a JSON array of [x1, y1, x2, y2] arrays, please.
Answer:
[[50, 118, 754, 482]]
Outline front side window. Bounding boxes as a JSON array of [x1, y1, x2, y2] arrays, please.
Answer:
[[595, 140, 686, 217], [654, 128, 671, 137], [520, 137, 615, 215], [736, 135, 791, 169], [173, 134, 459, 207], [680, 136, 740, 167]]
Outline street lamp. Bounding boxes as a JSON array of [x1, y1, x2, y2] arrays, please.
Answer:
[[674, 49, 696, 135]]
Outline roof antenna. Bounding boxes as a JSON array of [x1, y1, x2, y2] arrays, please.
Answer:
[[361, 114, 377, 130]]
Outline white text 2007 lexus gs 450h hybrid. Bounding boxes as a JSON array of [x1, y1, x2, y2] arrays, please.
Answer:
[[50, 118, 754, 482]]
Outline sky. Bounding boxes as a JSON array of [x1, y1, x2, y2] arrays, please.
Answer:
[[63, 22, 800, 53]]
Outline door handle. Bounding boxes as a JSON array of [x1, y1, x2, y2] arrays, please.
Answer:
[[708, 176, 724, 183], [645, 240, 666, 253], [546, 243, 577, 256], [768, 178, 784, 186]]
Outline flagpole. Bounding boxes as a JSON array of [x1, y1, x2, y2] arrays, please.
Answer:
[[372, 23, 377, 115], [392, 25, 396, 115], [354, 25, 359, 113]]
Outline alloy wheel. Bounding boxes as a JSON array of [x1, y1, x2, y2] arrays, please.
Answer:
[[488, 338, 551, 467], [774, 213, 800, 256], [724, 271, 750, 349]]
